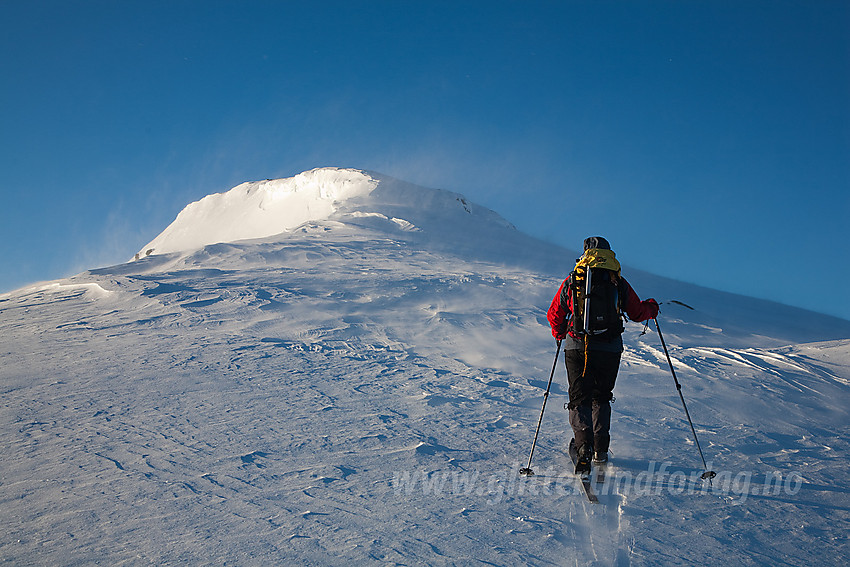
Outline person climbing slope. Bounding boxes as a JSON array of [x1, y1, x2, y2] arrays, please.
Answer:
[[547, 236, 659, 473]]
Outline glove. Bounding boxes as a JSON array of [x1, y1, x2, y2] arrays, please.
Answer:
[[646, 298, 659, 319], [551, 322, 567, 340]]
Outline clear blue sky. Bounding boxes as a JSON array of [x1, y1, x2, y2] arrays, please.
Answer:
[[2, 1, 848, 320]]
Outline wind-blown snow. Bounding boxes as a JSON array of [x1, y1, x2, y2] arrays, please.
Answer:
[[2, 169, 850, 565]]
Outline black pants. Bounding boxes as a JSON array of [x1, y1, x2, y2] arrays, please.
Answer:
[[564, 348, 621, 453]]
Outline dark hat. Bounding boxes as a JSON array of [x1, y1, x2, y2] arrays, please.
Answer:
[[583, 236, 611, 251]]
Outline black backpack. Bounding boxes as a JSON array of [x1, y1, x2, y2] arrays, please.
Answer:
[[566, 266, 626, 340]]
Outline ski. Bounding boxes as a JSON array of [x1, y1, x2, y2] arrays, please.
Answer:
[[594, 463, 607, 484], [568, 440, 598, 503]]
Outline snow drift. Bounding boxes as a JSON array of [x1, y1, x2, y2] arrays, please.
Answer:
[[2, 168, 850, 565]]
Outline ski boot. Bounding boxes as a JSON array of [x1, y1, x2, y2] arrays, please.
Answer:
[[571, 440, 592, 475]]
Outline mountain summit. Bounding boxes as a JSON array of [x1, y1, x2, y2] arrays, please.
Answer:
[[135, 167, 512, 259]]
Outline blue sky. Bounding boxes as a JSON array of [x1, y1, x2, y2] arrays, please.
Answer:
[[2, 1, 848, 320]]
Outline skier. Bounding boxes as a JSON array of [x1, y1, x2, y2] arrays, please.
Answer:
[[547, 236, 659, 473]]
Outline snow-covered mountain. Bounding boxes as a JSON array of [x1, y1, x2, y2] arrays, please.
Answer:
[[134, 167, 514, 261], [2, 168, 849, 565]]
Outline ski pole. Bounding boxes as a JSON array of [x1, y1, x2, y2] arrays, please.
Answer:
[[519, 339, 562, 477], [654, 317, 716, 481]]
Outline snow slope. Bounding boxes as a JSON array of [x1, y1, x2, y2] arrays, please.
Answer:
[[2, 168, 849, 565]]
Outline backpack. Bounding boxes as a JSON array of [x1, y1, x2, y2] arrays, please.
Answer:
[[565, 260, 626, 340]]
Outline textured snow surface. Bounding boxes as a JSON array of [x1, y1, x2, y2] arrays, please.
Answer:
[[2, 170, 850, 565]]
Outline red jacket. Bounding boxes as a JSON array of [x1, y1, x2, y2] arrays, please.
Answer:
[[547, 275, 658, 340]]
